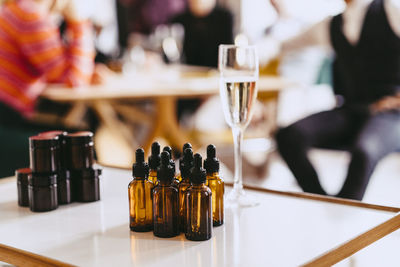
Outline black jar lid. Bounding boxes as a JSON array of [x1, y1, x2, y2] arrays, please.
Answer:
[[65, 131, 94, 146], [39, 131, 68, 138], [29, 173, 57, 187], [29, 135, 59, 149], [16, 168, 32, 185], [71, 167, 102, 180]]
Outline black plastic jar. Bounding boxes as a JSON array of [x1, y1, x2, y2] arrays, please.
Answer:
[[39, 131, 68, 170], [16, 168, 31, 207], [28, 173, 58, 212], [71, 168, 101, 202], [29, 135, 60, 173], [57, 170, 71, 204], [39, 131, 71, 204], [65, 132, 95, 170]]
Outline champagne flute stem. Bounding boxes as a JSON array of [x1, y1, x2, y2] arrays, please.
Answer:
[[232, 127, 244, 192]]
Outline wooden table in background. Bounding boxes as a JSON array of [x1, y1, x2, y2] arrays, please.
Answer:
[[1, 168, 400, 266], [41, 67, 288, 165]]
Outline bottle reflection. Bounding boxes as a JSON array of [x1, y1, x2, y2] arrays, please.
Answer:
[[130, 231, 157, 266], [225, 205, 242, 266]]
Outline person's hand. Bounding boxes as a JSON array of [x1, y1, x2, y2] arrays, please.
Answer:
[[370, 94, 400, 114]]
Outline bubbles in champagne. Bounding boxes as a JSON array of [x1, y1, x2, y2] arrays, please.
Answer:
[[219, 77, 257, 129]]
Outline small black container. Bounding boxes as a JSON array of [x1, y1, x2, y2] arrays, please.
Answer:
[[28, 173, 58, 212], [71, 168, 101, 202], [39, 131, 68, 170], [29, 135, 60, 173], [16, 168, 31, 207], [39, 131, 72, 204], [65, 132, 95, 170], [57, 170, 71, 204]]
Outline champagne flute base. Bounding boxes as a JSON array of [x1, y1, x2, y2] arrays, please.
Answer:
[[225, 186, 259, 207]]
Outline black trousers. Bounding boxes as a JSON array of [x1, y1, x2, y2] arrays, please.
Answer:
[[0, 102, 67, 177], [276, 106, 400, 200]]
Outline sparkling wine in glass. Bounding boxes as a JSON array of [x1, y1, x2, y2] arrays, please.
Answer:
[[219, 45, 259, 207]]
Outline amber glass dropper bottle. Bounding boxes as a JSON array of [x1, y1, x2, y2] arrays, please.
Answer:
[[148, 142, 161, 185], [185, 154, 212, 241], [128, 148, 153, 232], [177, 143, 192, 183], [204, 144, 224, 226], [163, 146, 179, 187], [178, 148, 193, 232], [153, 151, 180, 238]]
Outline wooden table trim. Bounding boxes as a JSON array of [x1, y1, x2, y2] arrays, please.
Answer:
[[0, 243, 75, 267], [231, 183, 400, 213], [301, 212, 400, 266]]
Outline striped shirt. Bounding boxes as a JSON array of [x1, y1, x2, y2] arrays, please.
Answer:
[[0, 0, 94, 116]]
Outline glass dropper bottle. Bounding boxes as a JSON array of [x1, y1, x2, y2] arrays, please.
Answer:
[[128, 148, 153, 232], [204, 144, 224, 226], [185, 154, 212, 241], [153, 151, 180, 238]]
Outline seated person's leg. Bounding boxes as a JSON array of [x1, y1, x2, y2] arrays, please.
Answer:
[[338, 111, 400, 200], [276, 108, 362, 195], [0, 103, 39, 177]]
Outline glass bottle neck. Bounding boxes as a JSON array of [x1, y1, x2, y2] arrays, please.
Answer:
[[134, 176, 147, 180], [158, 180, 173, 186], [191, 183, 207, 188], [207, 172, 220, 179], [181, 176, 190, 182]]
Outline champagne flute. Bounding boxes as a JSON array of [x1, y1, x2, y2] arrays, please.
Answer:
[[218, 45, 259, 207]]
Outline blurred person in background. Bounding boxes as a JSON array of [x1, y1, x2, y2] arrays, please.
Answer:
[[0, 0, 95, 176], [116, 0, 186, 52], [171, 0, 233, 120], [272, 0, 400, 200], [171, 0, 233, 68]]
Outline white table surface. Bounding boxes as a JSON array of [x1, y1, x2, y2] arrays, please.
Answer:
[[42, 72, 287, 101], [0, 167, 397, 267]]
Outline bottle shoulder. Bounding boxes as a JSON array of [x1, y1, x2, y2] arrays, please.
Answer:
[[129, 178, 153, 185], [153, 184, 178, 194], [187, 185, 212, 196], [178, 179, 191, 188], [206, 173, 224, 182]]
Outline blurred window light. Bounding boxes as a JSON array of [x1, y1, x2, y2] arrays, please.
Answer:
[[243, 138, 273, 152], [162, 37, 180, 63], [234, 33, 249, 46], [239, 0, 345, 42]]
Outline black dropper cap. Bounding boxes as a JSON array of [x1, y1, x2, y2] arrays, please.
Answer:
[[163, 146, 175, 172], [133, 148, 149, 178], [158, 151, 175, 184], [182, 143, 192, 154], [204, 144, 220, 174], [180, 143, 192, 169], [190, 154, 206, 184], [163, 146, 172, 157], [148, 142, 161, 170], [180, 148, 193, 179]]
